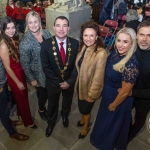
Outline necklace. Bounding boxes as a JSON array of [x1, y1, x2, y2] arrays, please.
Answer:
[[51, 37, 71, 80]]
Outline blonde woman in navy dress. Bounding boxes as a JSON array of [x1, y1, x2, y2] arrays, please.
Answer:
[[90, 27, 139, 150]]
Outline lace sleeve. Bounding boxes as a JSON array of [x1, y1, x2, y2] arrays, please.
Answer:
[[122, 56, 139, 84]]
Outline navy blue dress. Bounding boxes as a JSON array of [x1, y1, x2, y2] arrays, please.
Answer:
[[90, 50, 139, 150]]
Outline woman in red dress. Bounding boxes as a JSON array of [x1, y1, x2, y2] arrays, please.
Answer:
[[0, 16, 37, 129], [6, 0, 16, 19], [34, 1, 43, 16], [22, 2, 33, 17], [13, 1, 25, 33]]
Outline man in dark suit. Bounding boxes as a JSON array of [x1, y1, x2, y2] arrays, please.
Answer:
[[128, 20, 150, 143], [41, 16, 79, 137]]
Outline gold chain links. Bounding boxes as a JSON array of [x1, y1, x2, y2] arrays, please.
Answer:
[[51, 37, 71, 80]]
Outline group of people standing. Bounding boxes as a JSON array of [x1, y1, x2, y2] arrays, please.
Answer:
[[0, 9, 150, 150], [5, 0, 51, 33], [6, 0, 26, 33]]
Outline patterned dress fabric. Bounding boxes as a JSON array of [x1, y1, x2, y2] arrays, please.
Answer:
[[90, 50, 139, 150]]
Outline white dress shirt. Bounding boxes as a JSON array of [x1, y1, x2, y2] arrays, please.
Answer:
[[9, 4, 14, 8], [55, 37, 67, 54]]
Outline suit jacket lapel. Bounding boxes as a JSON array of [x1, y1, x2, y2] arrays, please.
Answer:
[[65, 37, 69, 63]]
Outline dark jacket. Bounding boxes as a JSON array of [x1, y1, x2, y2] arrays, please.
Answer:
[[99, 0, 113, 24], [132, 46, 150, 99], [126, 20, 140, 33]]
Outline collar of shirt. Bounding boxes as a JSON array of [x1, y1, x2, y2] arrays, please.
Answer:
[[9, 4, 14, 8], [55, 36, 67, 54]]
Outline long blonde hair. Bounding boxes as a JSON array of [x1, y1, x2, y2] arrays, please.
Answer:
[[25, 11, 43, 34], [113, 27, 137, 73]]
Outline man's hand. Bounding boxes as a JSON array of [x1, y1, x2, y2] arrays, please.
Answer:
[[86, 97, 95, 103], [59, 81, 70, 90]]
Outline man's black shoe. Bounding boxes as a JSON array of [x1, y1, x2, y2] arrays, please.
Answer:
[[45, 126, 54, 137], [62, 117, 69, 128], [38, 110, 48, 121]]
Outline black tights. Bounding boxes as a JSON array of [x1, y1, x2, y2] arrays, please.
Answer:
[[36, 87, 48, 111]]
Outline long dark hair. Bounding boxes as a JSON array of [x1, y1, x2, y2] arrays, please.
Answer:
[[79, 21, 105, 52], [0, 16, 19, 62]]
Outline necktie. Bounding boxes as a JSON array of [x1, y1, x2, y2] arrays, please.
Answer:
[[60, 42, 66, 65]]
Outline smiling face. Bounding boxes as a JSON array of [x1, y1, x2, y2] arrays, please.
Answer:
[[53, 18, 70, 41], [137, 8, 142, 14], [27, 16, 40, 33], [137, 26, 150, 50], [8, 0, 13, 5], [83, 28, 98, 47], [4, 22, 16, 38], [115, 33, 132, 56]]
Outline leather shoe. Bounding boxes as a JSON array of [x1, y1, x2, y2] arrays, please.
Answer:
[[11, 120, 23, 126], [62, 117, 69, 128], [45, 126, 54, 137], [10, 133, 29, 141], [38, 110, 48, 121]]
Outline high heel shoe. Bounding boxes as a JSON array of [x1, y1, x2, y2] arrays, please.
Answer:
[[77, 121, 84, 127], [30, 124, 38, 129], [78, 130, 89, 139]]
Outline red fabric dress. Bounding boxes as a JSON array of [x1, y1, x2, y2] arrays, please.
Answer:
[[34, 6, 42, 16], [12, 7, 24, 20], [6, 55, 33, 127], [6, 5, 16, 18], [22, 8, 32, 17]]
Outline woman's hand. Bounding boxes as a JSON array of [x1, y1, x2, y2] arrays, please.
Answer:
[[0, 87, 3, 93], [17, 82, 25, 90], [108, 103, 116, 112], [86, 97, 95, 103], [31, 80, 38, 87]]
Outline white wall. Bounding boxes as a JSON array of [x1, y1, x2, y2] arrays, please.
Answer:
[[0, 0, 7, 19]]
